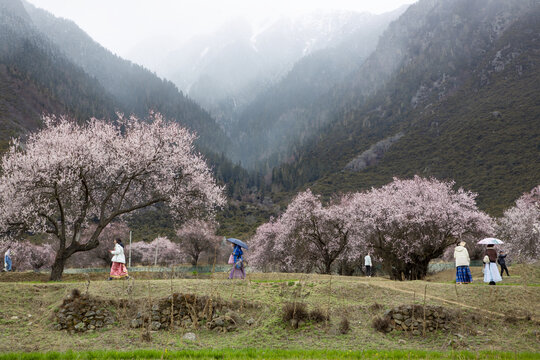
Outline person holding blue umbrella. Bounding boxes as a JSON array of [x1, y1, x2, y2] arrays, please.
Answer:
[[227, 238, 248, 279]]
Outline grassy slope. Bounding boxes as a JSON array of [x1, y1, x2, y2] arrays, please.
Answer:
[[0, 266, 538, 354]]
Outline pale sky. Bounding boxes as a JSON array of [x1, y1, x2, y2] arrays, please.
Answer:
[[27, 0, 416, 61]]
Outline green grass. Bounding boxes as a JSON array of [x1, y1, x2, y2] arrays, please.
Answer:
[[0, 268, 538, 354], [0, 349, 538, 360]]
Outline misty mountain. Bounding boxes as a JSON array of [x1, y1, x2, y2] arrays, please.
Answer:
[[270, 0, 540, 215], [229, 6, 408, 168], [151, 11, 396, 130], [0, 0, 116, 150], [21, 0, 230, 154]]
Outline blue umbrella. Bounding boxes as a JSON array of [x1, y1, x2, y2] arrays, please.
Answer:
[[226, 238, 249, 250]]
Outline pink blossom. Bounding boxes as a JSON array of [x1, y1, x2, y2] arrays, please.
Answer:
[[129, 237, 183, 266], [497, 185, 540, 263], [176, 219, 219, 266], [0, 113, 225, 280]]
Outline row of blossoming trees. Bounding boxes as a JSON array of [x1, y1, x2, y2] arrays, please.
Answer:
[[0, 114, 225, 280], [249, 178, 539, 280]]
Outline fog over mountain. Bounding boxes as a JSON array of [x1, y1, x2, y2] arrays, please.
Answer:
[[142, 10, 407, 131]]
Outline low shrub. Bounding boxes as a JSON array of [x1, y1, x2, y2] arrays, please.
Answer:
[[339, 317, 350, 334], [372, 316, 392, 333]]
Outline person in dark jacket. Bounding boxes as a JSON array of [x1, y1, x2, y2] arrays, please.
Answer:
[[498, 251, 510, 277], [483, 244, 502, 285]]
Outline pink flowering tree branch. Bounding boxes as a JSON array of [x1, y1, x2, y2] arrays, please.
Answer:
[[0, 113, 225, 280], [497, 185, 540, 263]]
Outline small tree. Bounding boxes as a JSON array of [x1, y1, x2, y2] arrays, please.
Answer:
[[129, 237, 182, 266], [0, 114, 225, 280], [176, 220, 218, 266], [498, 185, 540, 263], [351, 176, 494, 280]]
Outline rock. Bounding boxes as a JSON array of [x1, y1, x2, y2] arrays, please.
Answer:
[[10, 316, 18, 320], [151, 321, 161, 331], [290, 319, 298, 329], [53, 324, 63, 331], [491, 111, 502, 118], [88, 325, 95, 330], [226, 311, 245, 325], [214, 318, 225, 327], [74, 322, 85, 331], [412, 330, 421, 336], [85, 311, 96, 317], [152, 304, 159, 311], [398, 339, 407, 345], [246, 318, 255, 326], [393, 313, 404, 321], [131, 319, 142, 328], [226, 325, 236, 332], [183, 332, 196, 341]]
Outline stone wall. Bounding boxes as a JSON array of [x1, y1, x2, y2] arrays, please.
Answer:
[[54, 289, 115, 332], [130, 293, 255, 332], [379, 304, 454, 335]]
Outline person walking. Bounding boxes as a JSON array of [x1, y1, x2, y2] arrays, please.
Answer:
[[229, 243, 245, 279], [498, 250, 510, 278], [109, 238, 129, 280], [453, 241, 472, 284], [364, 253, 372, 277], [483, 244, 502, 285], [3, 246, 12, 272]]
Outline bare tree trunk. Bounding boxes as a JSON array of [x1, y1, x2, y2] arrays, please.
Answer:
[[50, 252, 67, 281]]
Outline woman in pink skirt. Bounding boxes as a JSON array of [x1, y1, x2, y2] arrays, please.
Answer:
[[109, 238, 129, 280]]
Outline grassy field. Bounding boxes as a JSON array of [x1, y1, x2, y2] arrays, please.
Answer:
[[0, 265, 538, 357]]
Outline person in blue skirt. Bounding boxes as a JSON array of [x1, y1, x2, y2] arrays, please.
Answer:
[[229, 243, 245, 279], [453, 241, 472, 284], [3, 246, 12, 272]]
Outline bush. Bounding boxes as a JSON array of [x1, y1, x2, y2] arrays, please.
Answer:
[[372, 316, 392, 333], [339, 317, 350, 334], [282, 302, 309, 323], [309, 307, 328, 323]]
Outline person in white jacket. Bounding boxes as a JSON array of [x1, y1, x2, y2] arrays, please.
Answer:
[[109, 238, 129, 280], [453, 241, 472, 284]]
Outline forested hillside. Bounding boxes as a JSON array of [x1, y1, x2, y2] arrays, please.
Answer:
[[270, 0, 540, 216], [0, 0, 115, 151]]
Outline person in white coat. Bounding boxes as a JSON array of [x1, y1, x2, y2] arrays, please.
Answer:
[[109, 238, 129, 280], [454, 241, 472, 284], [364, 253, 372, 277]]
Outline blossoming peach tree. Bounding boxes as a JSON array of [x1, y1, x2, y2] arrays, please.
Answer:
[[498, 185, 540, 263], [350, 176, 494, 280], [176, 219, 219, 266], [0, 113, 225, 280], [250, 177, 494, 280], [249, 189, 362, 274]]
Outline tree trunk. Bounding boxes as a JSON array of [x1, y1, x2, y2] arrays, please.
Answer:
[[404, 260, 430, 280], [50, 253, 67, 281]]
